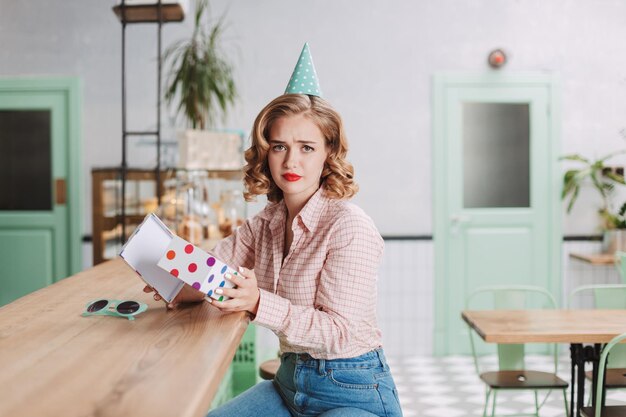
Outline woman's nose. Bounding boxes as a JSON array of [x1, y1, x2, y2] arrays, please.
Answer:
[[283, 150, 298, 168]]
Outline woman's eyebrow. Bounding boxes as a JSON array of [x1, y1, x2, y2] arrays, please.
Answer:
[[268, 139, 317, 144]]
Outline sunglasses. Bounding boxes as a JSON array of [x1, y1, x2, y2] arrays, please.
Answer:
[[81, 299, 148, 320]]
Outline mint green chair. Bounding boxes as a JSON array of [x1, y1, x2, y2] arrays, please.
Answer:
[[614, 251, 626, 284], [569, 285, 626, 399], [581, 331, 626, 417], [466, 285, 569, 417]]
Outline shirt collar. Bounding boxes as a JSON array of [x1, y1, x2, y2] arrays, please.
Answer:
[[296, 185, 327, 233], [259, 185, 328, 233]]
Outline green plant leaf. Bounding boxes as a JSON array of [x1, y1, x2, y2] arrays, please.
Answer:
[[566, 184, 580, 213], [561, 169, 579, 199], [558, 154, 590, 163], [163, 0, 237, 129], [605, 171, 626, 185], [560, 148, 626, 225]]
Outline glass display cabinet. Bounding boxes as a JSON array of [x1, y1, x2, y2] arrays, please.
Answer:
[[91, 167, 243, 265]]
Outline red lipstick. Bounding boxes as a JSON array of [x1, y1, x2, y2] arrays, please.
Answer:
[[282, 173, 302, 182]]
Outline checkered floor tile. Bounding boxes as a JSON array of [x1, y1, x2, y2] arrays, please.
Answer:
[[386, 355, 626, 417]]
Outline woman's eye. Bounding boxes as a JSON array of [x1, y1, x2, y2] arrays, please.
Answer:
[[272, 144, 286, 152], [302, 145, 314, 153]]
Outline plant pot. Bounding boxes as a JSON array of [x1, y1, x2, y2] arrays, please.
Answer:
[[602, 229, 626, 254], [177, 129, 243, 170]]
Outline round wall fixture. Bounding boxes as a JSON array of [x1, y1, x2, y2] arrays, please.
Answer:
[[488, 49, 507, 68]]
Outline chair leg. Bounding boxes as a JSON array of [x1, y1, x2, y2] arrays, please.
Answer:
[[483, 388, 491, 417], [562, 388, 569, 417], [534, 390, 539, 416], [491, 390, 498, 417]]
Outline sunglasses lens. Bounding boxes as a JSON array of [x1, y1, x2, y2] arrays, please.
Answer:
[[117, 301, 140, 315], [87, 299, 108, 313]]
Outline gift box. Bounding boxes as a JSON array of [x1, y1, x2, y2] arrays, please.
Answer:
[[119, 214, 184, 303], [157, 235, 236, 301]]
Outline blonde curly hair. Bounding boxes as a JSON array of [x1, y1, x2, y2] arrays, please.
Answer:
[[244, 94, 358, 202]]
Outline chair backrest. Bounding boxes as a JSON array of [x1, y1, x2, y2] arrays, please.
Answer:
[[465, 285, 558, 374], [593, 331, 626, 417], [615, 251, 626, 283], [569, 284, 626, 368]]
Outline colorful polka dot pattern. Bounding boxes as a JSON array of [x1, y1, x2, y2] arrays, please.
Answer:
[[284, 43, 322, 97], [160, 239, 237, 302]]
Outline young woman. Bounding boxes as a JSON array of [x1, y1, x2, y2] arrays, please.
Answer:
[[147, 51, 401, 417]]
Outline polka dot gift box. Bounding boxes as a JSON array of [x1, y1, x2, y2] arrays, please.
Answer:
[[156, 236, 236, 301]]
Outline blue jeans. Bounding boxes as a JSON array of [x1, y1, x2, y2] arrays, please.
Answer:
[[208, 348, 402, 417]]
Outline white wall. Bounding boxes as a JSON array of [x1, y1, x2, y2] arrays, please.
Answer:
[[2, 0, 626, 237]]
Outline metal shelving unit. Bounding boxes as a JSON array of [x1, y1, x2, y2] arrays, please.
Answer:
[[113, 1, 185, 243]]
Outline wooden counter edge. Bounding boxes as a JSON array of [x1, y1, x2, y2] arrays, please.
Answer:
[[193, 311, 250, 415], [569, 252, 616, 265]]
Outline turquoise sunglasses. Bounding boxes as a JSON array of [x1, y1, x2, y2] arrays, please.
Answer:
[[81, 299, 148, 320]]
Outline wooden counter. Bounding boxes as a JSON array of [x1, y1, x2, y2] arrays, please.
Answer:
[[0, 258, 249, 417], [569, 252, 615, 265]]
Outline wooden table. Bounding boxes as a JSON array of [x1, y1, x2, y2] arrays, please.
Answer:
[[463, 310, 626, 417], [569, 252, 616, 265], [0, 259, 249, 417]]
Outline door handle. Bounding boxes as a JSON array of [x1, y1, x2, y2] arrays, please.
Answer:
[[55, 178, 66, 205], [450, 215, 471, 224], [450, 214, 470, 236]]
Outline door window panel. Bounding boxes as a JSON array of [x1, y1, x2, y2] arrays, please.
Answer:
[[462, 103, 530, 208], [0, 110, 52, 210]]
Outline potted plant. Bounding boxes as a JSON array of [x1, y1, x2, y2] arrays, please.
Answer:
[[163, 0, 241, 170], [561, 150, 626, 252]]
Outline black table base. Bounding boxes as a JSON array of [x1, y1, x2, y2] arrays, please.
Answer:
[[570, 343, 604, 417]]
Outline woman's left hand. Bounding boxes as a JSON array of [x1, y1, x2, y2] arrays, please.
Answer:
[[211, 267, 260, 315]]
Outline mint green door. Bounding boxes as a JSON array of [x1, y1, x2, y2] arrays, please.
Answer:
[[0, 78, 82, 306], [433, 74, 561, 355]]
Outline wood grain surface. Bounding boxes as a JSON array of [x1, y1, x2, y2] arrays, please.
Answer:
[[569, 252, 616, 265], [0, 258, 249, 417], [462, 309, 626, 344]]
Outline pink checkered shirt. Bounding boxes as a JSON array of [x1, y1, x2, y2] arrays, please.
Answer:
[[212, 186, 385, 360]]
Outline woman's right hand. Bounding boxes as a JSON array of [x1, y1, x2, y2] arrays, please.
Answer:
[[143, 283, 205, 309]]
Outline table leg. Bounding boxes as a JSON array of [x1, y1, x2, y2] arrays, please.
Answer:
[[570, 344, 576, 417], [590, 344, 601, 408], [577, 345, 586, 416], [570, 344, 591, 417], [570, 343, 603, 417]]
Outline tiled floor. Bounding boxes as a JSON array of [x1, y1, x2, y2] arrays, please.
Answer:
[[387, 354, 626, 417]]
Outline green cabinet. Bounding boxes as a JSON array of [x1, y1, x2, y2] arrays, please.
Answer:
[[210, 325, 258, 409]]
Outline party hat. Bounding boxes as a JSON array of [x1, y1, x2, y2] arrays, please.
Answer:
[[284, 43, 322, 97]]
